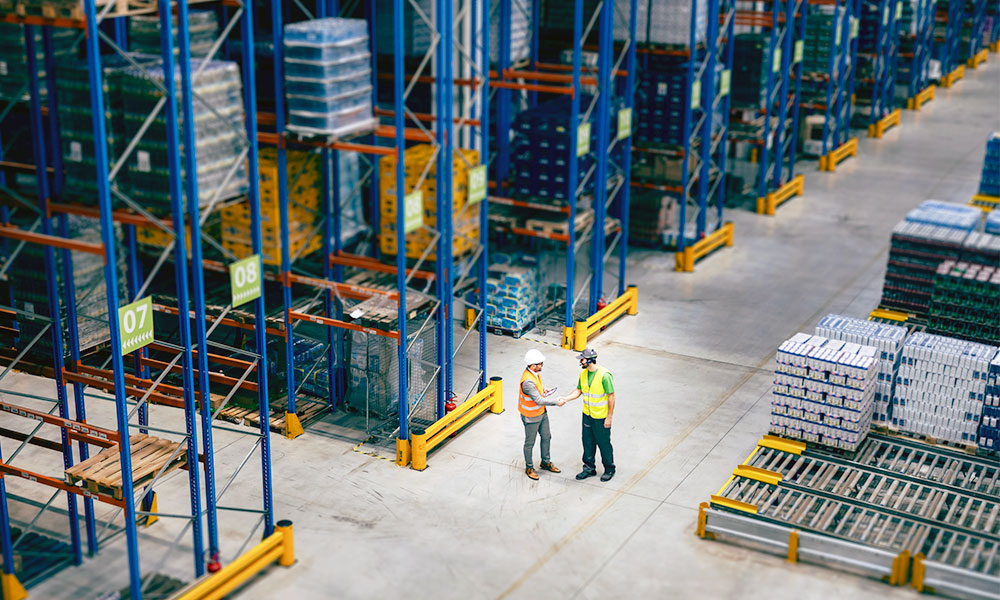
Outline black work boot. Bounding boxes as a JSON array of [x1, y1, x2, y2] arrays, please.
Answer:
[[600, 469, 615, 482], [576, 468, 597, 480]]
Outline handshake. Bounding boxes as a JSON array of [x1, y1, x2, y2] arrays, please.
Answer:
[[543, 388, 568, 406]]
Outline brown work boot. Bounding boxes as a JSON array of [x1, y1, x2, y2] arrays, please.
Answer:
[[525, 467, 539, 480], [540, 462, 561, 473]]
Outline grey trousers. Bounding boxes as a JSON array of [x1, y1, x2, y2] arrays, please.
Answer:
[[522, 412, 551, 468]]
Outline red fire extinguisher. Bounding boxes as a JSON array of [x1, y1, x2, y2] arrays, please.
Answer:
[[445, 393, 458, 438]]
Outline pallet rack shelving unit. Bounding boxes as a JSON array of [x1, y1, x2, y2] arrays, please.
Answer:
[[856, 0, 901, 138], [489, 0, 636, 346], [0, 0, 279, 597], [897, 0, 936, 110], [933, 0, 965, 87], [799, 0, 859, 172], [728, 0, 806, 213]]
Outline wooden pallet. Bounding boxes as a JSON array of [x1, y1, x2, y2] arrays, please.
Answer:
[[878, 427, 980, 456], [524, 208, 594, 237], [486, 318, 536, 339], [64, 434, 186, 500], [13, 0, 215, 21], [216, 397, 329, 434]]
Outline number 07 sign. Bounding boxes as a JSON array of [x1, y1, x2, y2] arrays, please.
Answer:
[[118, 297, 153, 355]]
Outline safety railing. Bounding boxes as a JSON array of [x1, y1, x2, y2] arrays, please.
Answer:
[[407, 377, 503, 470], [172, 520, 295, 600], [564, 286, 639, 351]]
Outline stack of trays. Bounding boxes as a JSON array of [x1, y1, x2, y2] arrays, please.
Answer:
[[769, 333, 879, 452], [815, 314, 907, 426], [893, 332, 997, 446], [0, 23, 74, 101], [981, 353, 1000, 451], [284, 18, 375, 137], [978, 132, 999, 197], [927, 261, 1000, 345]]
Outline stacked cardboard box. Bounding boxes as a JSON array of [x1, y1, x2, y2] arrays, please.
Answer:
[[221, 148, 322, 265], [893, 332, 997, 446], [927, 261, 1000, 345], [485, 262, 541, 333], [978, 132, 999, 197], [628, 190, 676, 247], [879, 201, 980, 314], [816, 314, 907, 427], [769, 333, 879, 452], [378, 144, 481, 259], [731, 34, 770, 108], [635, 61, 689, 147], [981, 353, 1000, 451], [129, 11, 219, 57]]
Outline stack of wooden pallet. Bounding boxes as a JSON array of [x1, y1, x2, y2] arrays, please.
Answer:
[[64, 434, 186, 500]]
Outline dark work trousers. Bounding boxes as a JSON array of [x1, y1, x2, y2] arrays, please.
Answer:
[[581, 414, 614, 472], [522, 412, 551, 469]]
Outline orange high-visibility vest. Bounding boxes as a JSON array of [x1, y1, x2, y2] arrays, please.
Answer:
[[518, 368, 545, 418]]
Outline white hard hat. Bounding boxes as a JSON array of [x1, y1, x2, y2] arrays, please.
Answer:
[[524, 349, 546, 366]]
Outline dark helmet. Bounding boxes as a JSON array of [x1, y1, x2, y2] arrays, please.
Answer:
[[576, 348, 597, 363]]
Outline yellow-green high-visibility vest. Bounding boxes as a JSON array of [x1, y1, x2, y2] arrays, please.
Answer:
[[579, 366, 610, 418]]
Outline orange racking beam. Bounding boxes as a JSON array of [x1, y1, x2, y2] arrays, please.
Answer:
[[288, 310, 400, 340], [151, 303, 286, 340], [330, 251, 436, 280], [285, 272, 399, 302], [0, 223, 105, 255], [373, 107, 481, 128], [255, 130, 396, 156], [62, 369, 185, 409], [135, 355, 259, 393], [490, 80, 574, 95], [0, 399, 120, 446], [0, 462, 126, 508], [145, 341, 260, 372]]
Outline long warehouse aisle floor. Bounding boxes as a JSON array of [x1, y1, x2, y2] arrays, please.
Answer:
[[19, 60, 999, 599]]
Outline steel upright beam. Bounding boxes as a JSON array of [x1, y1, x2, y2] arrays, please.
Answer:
[[619, 0, 638, 295], [698, 0, 721, 236], [589, 0, 613, 314], [82, 0, 143, 593], [565, 0, 583, 331], [240, 0, 275, 536], [394, 0, 411, 460], [478, 0, 490, 389], [155, 0, 207, 576], [22, 23, 83, 566]]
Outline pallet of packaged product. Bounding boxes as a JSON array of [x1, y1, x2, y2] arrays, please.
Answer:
[[10, 0, 216, 20]]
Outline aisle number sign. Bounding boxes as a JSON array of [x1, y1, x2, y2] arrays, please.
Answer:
[[895, 2, 902, 19], [690, 80, 701, 109], [230, 254, 262, 307], [616, 108, 632, 141], [577, 122, 591, 157], [772, 47, 782, 73], [468, 165, 487, 204], [119, 297, 153, 355], [720, 70, 731, 97], [404, 190, 423, 233], [794, 40, 804, 64], [851, 17, 859, 39]]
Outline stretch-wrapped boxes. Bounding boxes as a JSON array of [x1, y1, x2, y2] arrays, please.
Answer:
[[979, 132, 999, 197], [981, 354, 1000, 451], [485, 263, 540, 333], [893, 332, 998, 446], [927, 261, 1000, 346], [816, 314, 907, 426], [770, 333, 878, 452]]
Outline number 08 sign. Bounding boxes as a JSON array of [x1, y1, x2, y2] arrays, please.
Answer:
[[230, 254, 262, 307], [118, 297, 153, 355]]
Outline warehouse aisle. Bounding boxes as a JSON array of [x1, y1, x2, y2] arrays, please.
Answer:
[[247, 59, 1000, 599], [17, 58, 998, 600]]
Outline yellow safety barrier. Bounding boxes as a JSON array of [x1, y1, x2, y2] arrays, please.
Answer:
[[869, 308, 909, 322], [970, 193, 999, 212], [674, 223, 734, 272], [709, 494, 758, 514], [409, 377, 503, 470], [967, 48, 988, 69], [787, 530, 799, 563], [991, 41, 1000, 53], [696, 502, 714, 539], [911, 553, 926, 592], [1, 572, 27, 600], [284, 412, 304, 440], [172, 520, 295, 600], [756, 175, 804, 216], [905, 85, 935, 110], [818, 137, 858, 172], [732, 465, 783, 486], [563, 285, 639, 350], [868, 108, 901, 139], [940, 65, 964, 88]]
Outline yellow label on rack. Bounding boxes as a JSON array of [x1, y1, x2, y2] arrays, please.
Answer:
[[794, 40, 804, 64], [404, 190, 423, 233], [851, 17, 859, 39], [836, 18, 842, 42], [883, 5, 890, 25], [617, 107, 632, 141], [773, 47, 782, 72], [468, 165, 487, 204], [691, 80, 701, 109], [895, 1, 902, 19], [719, 70, 731, 97], [577, 122, 591, 157]]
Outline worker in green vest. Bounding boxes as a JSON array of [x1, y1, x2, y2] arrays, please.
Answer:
[[556, 348, 615, 481]]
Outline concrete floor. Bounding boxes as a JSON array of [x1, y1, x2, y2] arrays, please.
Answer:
[[11, 58, 999, 599]]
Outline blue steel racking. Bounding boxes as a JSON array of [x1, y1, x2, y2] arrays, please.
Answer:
[[800, 0, 859, 172], [933, 0, 965, 87], [0, 0, 277, 597], [898, 0, 936, 110], [856, 0, 901, 138], [268, 0, 492, 455], [960, 0, 988, 67], [490, 0, 635, 342], [729, 0, 806, 213]]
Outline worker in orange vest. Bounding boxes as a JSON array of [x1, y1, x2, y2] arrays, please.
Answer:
[[519, 349, 561, 480]]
